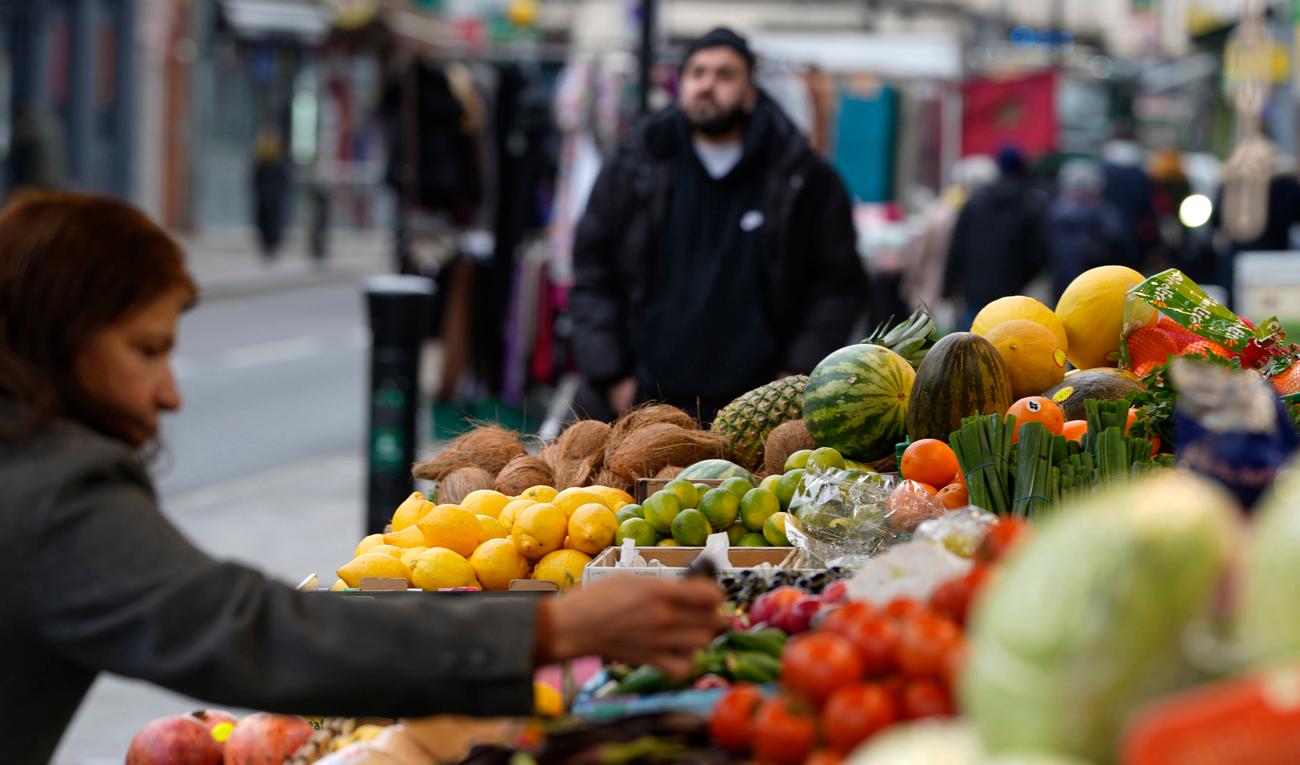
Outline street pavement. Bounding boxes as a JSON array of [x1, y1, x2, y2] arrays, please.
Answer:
[[51, 231, 426, 764]]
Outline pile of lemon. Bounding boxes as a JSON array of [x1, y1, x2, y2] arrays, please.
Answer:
[[332, 484, 632, 592]]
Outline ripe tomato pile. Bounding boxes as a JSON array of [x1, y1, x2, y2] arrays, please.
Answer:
[[709, 517, 1028, 764]]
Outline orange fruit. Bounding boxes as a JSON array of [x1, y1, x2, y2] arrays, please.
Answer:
[[900, 439, 959, 489], [1062, 420, 1088, 444], [1006, 396, 1065, 443], [985, 319, 1068, 399], [1271, 362, 1300, 396], [1126, 407, 1138, 435], [937, 482, 969, 509]]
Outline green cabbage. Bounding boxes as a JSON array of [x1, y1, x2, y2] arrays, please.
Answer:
[[961, 472, 1238, 764], [1237, 459, 1300, 666], [846, 720, 1092, 765]]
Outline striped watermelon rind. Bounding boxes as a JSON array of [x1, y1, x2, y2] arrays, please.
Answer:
[[679, 459, 756, 485], [802, 344, 916, 460]]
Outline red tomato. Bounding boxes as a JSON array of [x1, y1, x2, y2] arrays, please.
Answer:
[[929, 576, 973, 627], [977, 517, 1029, 564], [820, 601, 875, 635], [900, 678, 954, 719], [839, 615, 900, 677], [882, 598, 923, 622], [943, 638, 969, 693], [822, 683, 898, 754], [709, 685, 765, 754], [781, 632, 865, 705], [753, 696, 817, 765], [897, 613, 963, 679], [750, 586, 805, 627], [804, 750, 844, 765]]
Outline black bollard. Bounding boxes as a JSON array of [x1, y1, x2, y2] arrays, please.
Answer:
[[365, 275, 434, 535]]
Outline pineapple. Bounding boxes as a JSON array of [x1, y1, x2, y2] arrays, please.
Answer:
[[711, 375, 808, 471], [861, 305, 938, 369]]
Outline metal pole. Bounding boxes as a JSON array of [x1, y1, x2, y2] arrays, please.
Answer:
[[638, 0, 656, 115]]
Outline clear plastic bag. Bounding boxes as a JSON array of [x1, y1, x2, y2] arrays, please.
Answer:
[[914, 508, 998, 558], [786, 466, 935, 568]]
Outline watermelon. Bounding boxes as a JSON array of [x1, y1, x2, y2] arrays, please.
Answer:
[[802, 344, 916, 460], [907, 332, 1013, 442], [679, 459, 756, 485]]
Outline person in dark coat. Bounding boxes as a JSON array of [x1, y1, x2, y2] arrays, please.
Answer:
[[252, 127, 291, 259], [944, 147, 1051, 326], [1047, 159, 1137, 299], [0, 192, 727, 763], [570, 28, 868, 425], [1101, 133, 1158, 267]]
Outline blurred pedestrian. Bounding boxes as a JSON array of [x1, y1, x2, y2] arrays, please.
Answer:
[[900, 155, 997, 312], [0, 192, 729, 762], [570, 27, 869, 424], [1148, 148, 1195, 275], [251, 127, 291, 260], [8, 105, 67, 193], [1213, 153, 1300, 305], [1046, 159, 1136, 299], [944, 146, 1050, 327], [1101, 128, 1157, 268]]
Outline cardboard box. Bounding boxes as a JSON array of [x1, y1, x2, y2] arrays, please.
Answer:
[[582, 545, 798, 586]]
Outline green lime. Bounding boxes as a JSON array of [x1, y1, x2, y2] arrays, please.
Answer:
[[774, 469, 806, 511], [845, 458, 868, 470], [738, 533, 768, 547], [671, 508, 713, 546], [720, 476, 755, 500], [784, 449, 813, 472], [657, 538, 680, 547], [663, 479, 699, 509], [616, 518, 657, 547], [808, 447, 847, 471], [759, 474, 782, 494], [693, 482, 712, 499], [698, 487, 740, 530], [725, 522, 747, 546], [740, 488, 781, 532], [763, 511, 794, 546], [615, 504, 645, 524], [643, 492, 683, 535]]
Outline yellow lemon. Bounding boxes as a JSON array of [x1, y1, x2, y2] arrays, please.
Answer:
[[384, 524, 427, 549], [399, 546, 428, 568], [462, 489, 511, 519], [417, 504, 482, 558], [354, 533, 386, 557], [534, 682, 564, 717], [498, 498, 536, 530], [511, 503, 568, 560], [520, 485, 558, 503], [567, 503, 619, 555], [391, 491, 434, 532], [477, 514, 510, 541], [532, 549, 592, 590], [410, 547, 477, 590], [337, 553, 411, 588], [366, 544, 404, 560], [329, 578, 348, 592], [590, 485, 634, 511], [470, 538, 531, 590], [553, 488, 604, 518], [972, 295, 1069, 353], [1055, 265, 1146, 369]]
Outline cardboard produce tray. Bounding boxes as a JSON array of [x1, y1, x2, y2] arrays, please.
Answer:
[[582, 546, 799, 586]]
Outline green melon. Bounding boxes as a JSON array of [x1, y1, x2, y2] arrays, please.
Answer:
[[907, 332, 1014, 443], [802, 344, 916, 461], [679, 459, 756, 485]]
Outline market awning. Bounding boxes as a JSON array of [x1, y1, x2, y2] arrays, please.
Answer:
[[219, 0, 332, 43]]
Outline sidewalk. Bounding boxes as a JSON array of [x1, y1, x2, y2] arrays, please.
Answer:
[[176, 228, 393, 300]]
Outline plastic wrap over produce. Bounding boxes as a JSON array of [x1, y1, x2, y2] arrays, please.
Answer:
[[785, 466, 908, 567]]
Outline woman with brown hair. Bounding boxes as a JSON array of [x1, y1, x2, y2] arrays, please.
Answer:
[[0, 192, 726, 763]]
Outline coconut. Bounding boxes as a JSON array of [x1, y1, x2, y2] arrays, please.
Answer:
[[593, 468, 633, 493], [547, 420, 611, 488], [655, 465, 685, 480], [493, 455, 555, 497], [605, 404, 700, 466], [763, 420, 818, 476], [438, 466, 494, 505], [412, 426, 527, 481], [607, 423, 729, 481]]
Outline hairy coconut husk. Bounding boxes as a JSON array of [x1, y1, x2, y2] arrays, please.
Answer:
[[547, 420, 611, 488], [763, 420, 818, 476], [493, 455, 555, 497], [593, 468, 632, 493], [607, 423, 729, 481], [655, 465, 685, 480], [438, 467, 494, 505], [605, 404, 700, 466], [412, 426, 527, 481]]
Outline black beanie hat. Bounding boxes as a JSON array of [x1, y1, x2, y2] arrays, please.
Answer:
[[682, 27, 756, 74]]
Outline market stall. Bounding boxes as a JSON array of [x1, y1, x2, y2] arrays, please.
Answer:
[[126, 265, 1300, 765]]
